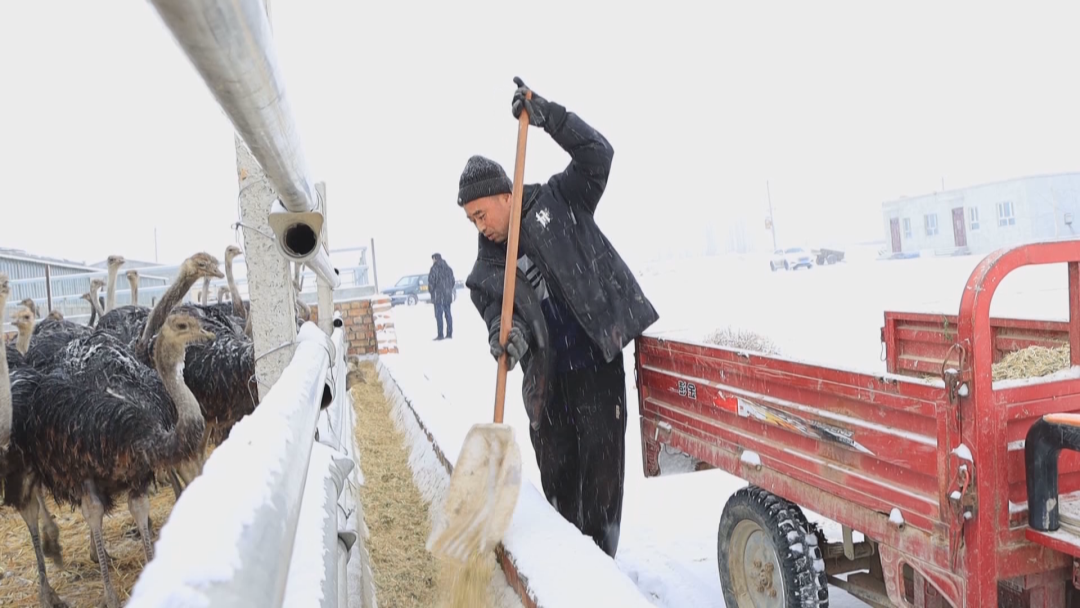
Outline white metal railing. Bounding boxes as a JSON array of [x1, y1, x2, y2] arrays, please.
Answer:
[[148, 0, 339, 288], [128, 316, 358, 607]]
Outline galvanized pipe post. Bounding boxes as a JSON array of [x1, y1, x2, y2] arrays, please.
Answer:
[[44, 265, 52, 314], [369, 238, 379, 292], [316, 182, 334, 336]]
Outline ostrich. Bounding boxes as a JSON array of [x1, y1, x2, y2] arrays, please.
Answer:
[[217, 285, 229, 303], [26, 312, 215, 608], [126, 269, 140, 307], [199, 276, 211, 306], [24, 305, 93, 372], [6, 306, 35, 369], [161, 299, 256, 488], [103, 255, 126, 313], [1, 276, 66, 607], [20, 298, 40, 319], [223, 244, 248, 319], [82, 278, 106, 327], [96, 253, 223, 350]]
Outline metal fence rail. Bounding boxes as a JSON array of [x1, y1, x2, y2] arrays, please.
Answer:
[[127, 319, 357, 607], [149, 0, 339, 287]]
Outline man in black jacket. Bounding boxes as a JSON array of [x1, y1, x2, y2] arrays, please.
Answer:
[[428, 253, 455, 340], [459, 78, 659, 558]]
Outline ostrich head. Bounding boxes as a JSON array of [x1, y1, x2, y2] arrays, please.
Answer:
[[90, 278, 106, 292], [180, 253, 225, 281], [126, 270, 139, 284], [19, 298, 38, 318], [225, 245, 242, 263], [157, 313, 215, 359], [107, 255, 126, 270], [12, 307, 34, 333], [47, 310, 64, 321], [217, 285, 230, 302]]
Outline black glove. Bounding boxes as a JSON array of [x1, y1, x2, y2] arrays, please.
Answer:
[[489, 318, 530, 371], [511, 76, 549, 129]]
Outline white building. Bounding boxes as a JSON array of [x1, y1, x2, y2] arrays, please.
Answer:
[[881, 172, 1080, 256]]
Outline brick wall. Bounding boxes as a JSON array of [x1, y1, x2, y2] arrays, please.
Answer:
[[310, 294, 398, 356]]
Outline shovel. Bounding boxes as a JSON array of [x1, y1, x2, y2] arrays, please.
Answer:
[[427, 87, 532, 563]]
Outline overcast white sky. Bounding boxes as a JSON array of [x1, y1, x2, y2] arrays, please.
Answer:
[[1, 1, 1078, 281]]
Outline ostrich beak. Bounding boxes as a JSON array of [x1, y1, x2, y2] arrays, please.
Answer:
[[210, 268, 225, 279], [200, 329, 216, 341]]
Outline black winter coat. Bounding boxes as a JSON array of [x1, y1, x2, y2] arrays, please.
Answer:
[[428, 259, 455, 304], [468, 253, 553, 430], [467, 101, 659, 367]]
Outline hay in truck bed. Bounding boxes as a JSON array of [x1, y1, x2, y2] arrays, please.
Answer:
[[635, 241, 1080, 608]]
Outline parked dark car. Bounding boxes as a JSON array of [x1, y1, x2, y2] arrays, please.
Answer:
[[383, 274, 461, 306]]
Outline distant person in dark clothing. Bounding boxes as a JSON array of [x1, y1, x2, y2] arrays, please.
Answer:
[[459, 78, 659, 558], [428, 253, 455, 340]]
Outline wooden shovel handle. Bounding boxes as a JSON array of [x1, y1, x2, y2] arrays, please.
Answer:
[[493, 90, 531, 425]]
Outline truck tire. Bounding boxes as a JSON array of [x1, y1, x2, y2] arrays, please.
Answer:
[[718, 486, 829, 608]]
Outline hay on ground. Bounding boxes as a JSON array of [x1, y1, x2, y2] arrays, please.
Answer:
[[703, 327, 780, 355], [351, 362, 438, 607], [992, 344, 1071, 382], [0, 483, 178, 607]]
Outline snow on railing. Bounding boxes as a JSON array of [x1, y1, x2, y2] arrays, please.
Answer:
[[128, 317, 359, 608]]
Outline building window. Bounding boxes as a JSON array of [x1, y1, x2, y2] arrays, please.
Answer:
[[925, 213, 938, 236], [902, 218, 912, 238], [968, 207, 980, 231], [998, 201, 1016, 227]]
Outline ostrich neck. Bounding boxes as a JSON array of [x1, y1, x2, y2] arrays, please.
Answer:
[[0, 293, 11, 450], [201, 279, 210, 306], [15, 326, 31, 355], [89, 288, 105, 319], [105, 267, 119, 312], [155, 346, 203, 431], [129, 280, 139, 306], [226, 259, 246, 318], [138, 272, 202, 351]]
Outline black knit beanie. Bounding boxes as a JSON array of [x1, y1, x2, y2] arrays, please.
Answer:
[[457, 155, 513, 206]]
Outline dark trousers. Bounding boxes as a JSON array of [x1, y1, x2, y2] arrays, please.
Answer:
[[528, 352, 627, 557], [434, 300, 452, 337]]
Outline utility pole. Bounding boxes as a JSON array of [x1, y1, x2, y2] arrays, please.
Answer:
[[767, 180, 778, 251], [236, 0, 298, 399]]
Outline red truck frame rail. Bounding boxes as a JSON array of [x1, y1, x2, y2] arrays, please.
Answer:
[[636, 241, 1080, 607]]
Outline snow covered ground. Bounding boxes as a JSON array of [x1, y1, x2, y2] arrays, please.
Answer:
[[382, 251, 1073, 607]]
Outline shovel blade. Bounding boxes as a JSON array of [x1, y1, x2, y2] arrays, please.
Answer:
[[428, 423, 522, 562]]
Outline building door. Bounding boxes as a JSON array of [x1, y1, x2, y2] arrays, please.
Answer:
[[952, 207, 967, 248], [890, 218, 902, 253]]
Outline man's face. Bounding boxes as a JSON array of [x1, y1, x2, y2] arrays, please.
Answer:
[[463, 193, 511, 243]]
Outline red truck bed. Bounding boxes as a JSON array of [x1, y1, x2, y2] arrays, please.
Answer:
[[636, 242, 1080, 607]]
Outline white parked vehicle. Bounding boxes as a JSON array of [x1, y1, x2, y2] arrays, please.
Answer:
[[770, 247, 814, 271]]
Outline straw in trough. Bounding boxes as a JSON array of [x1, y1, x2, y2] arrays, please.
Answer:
[[352, 361, 439, 607]]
